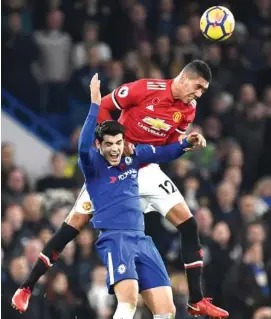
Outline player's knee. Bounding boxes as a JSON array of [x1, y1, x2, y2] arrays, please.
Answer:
[[166, 202, 193, 226], [65, 211, 90, 230], [153, 312, 176, 319], [114, 279, 138, 306], [113, 302, 137, 319], [120, 292, 138, 306], [169, 304, 176, 315], [154, 304, 176, 317]]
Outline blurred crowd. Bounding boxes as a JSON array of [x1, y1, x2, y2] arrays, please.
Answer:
[[2, 0, 271, 319]]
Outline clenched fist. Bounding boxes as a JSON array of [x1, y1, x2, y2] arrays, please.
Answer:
[[185, 132, 207, 151]]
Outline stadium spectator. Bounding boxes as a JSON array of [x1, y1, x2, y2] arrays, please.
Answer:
[[72, 21, 112, 70], [2, 168, 30, 211], [1, 143, 16, 189], [34, 9, 72, 112], [36, 152, 79, 192]]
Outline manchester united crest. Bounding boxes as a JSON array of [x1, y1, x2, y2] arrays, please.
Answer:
[[82, 202, 92, 211], [173, 112, 182, 123]]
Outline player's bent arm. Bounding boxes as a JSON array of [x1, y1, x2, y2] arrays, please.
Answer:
[[135, 139, 191, 165], [97, 80, 143, 123], [78, 103, 99, 166], [166, 130, 185, 144]]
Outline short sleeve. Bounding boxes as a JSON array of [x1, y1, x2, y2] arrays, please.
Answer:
[[111, 80, 144, 110]]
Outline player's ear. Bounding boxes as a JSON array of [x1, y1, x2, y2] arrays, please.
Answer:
[[182, 72, 190, 83], [95, 139, 101, 149], [178, 72, 187, 84]]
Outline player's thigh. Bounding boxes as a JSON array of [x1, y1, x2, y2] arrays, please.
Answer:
[[64, 211, 90, 230], [95, 230, 139, 295], [136, 236, 171, 292], [141, 286, 175, 315], [137, 236, 175, 314], [138, 165, 185, 218], [65, 184, 93, 230], [114, 279, 139, 305]]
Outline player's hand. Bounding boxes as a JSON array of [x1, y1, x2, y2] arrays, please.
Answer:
[[185, 132, 206, 151], [90, 73, 101, 105], [124, 141, 135, 156]]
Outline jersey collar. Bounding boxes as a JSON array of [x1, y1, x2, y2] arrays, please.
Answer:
[[167, 79, 175, 103]]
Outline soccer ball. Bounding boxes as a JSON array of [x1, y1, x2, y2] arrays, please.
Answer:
[[200, 6, 235, 41]]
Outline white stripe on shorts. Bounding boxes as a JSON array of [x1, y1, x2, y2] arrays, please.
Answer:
[[108, 252, 115, 285]]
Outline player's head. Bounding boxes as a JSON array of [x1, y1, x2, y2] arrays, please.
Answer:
[[173, 60, 212, 103], [95, 120, 125, 166]]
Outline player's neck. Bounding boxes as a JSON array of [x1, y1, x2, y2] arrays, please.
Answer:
[[171, 79, 182, 101]]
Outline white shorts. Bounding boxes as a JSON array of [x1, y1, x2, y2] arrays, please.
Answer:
[[71, 184, 94, 215], [72, 164, 183, 217], [138, 164, 184, 217]]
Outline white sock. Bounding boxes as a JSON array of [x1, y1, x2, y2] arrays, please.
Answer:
[[113, 302, 137, 319], [153, 314, 175, 319]]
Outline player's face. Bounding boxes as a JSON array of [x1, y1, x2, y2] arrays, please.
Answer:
[[179, 75, 209, 103], [98, 134, 124, 166]]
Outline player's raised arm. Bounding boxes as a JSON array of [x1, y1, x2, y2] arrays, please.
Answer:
[[135, 133, 206, 165], [78, 73, 101, 166]]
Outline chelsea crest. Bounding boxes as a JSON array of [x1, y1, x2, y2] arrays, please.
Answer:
[[125, 157, 133, 165]]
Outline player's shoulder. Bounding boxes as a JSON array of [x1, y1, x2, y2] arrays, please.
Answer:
[[142, 78, 170, 91], [116, 79, 147, 95], [177, 99, 197, 113], [90, 148, 102, 162], [189, 99, 197, 108], [116, 79, 171, 101], [187, 99, 197, 114], [120, 78, 170, 92]]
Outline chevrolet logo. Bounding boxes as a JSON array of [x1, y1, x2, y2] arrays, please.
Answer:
[[142, 117, 171, 131]]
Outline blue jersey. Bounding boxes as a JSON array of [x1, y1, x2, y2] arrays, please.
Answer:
[[78, 103, 191, 232]]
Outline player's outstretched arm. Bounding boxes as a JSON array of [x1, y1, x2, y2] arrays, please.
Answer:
[[78, 73, 101, 166], [135, 133, 206, 165]]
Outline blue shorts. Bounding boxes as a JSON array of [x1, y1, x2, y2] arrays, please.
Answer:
[[95, 230, 171, 294]]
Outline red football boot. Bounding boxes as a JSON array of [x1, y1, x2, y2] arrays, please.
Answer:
[[11, 287, 32, 312], [187, 298, 229, 318]]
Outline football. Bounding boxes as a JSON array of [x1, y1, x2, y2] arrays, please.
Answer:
[[200, 6, 235, 41]]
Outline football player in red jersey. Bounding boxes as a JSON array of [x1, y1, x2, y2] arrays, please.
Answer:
[[97, 60, 228, 317], [99, 73, 199, 146], [12, 61, 229, 318]]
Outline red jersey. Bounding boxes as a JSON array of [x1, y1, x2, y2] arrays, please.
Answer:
[[98, 79, 196, 146]]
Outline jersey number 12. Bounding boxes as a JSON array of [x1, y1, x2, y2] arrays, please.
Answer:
[[158, 180, 177, 194]]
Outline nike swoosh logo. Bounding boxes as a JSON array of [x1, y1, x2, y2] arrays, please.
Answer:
[[108, 166, 112, 169], [187, 304, 200, 311]]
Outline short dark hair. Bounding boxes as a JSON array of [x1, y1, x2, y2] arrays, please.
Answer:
[[95, 120, 125, 143], [183, 60, 212, 83]]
